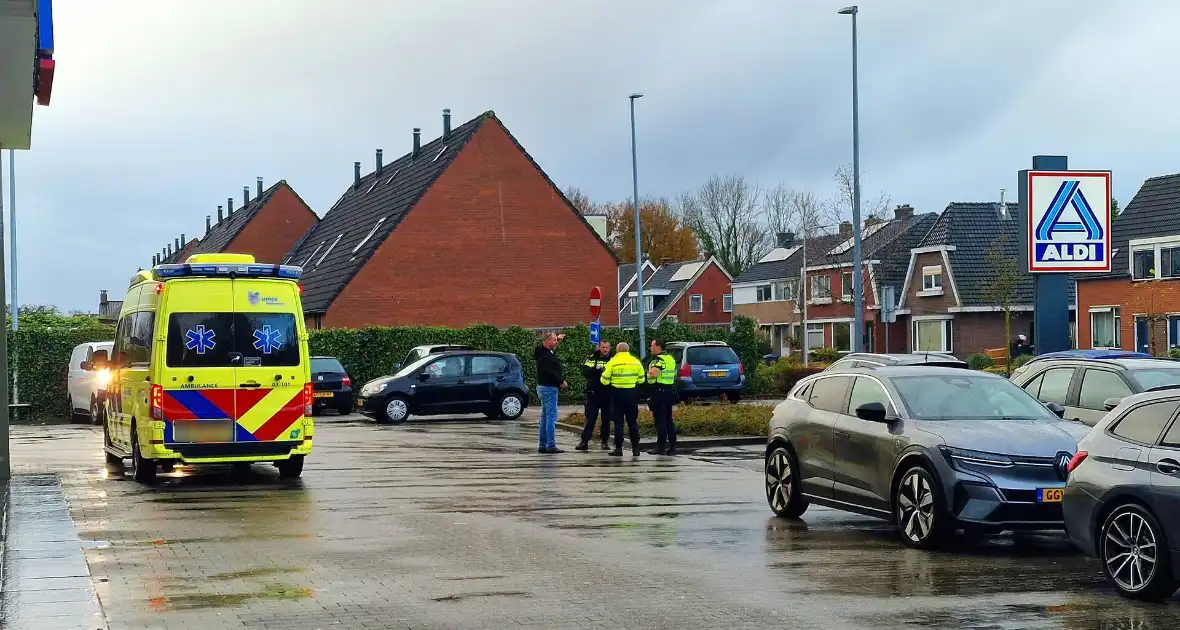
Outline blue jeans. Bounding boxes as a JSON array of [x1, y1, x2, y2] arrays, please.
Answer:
[[537, 385, 559, 449]]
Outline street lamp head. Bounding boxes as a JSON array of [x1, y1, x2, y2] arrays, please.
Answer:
[[838, 5, 857, 14], [629, 93, 644, 100]]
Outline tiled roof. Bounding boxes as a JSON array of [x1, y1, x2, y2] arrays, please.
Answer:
[[869, 215, 938, 294], [732, 233, 845, 285], [818, 214, 937, 266], [286, 113, 490, 313], [619, 260, 703, 328], [617, 261, 656, 297], [917, 202, 1076, 305], [1081, 173, 1180, 280]]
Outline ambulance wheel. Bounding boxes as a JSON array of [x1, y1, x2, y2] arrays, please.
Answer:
[[130, 423, 157, 484], [277, 455, 304, 479]]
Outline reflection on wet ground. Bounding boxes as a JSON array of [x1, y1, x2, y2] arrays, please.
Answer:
[[8, 416, 1180, 629]]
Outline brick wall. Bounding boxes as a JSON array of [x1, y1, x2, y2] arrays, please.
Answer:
[[227, 184, 319, 265], [733, 300, 798, 325], [953, 312, 1033, 358], [904, 251, 958, 314], [1077, 277, 1180, 353], [664, 262, 732, 325], [322, 120, 619, 329]]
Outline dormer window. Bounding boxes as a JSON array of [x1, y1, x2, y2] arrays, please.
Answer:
[[919, 265, 944, 296]]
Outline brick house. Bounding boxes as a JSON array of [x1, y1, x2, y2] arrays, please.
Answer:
[[618, 258, 733, 329], [617, 260, 657, 318], [156, 179, 318, 266], [285, 109, 619, 330], [895, 201, 1076, 358], [803, 206, 937, 354], [1076, 173, 1180, 355]]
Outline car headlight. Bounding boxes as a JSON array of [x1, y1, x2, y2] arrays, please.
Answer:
[[938, 446, 1013, 469], [95, 369, 111, 388], [361, 382, 388, 396]]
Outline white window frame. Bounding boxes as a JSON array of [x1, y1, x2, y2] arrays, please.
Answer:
[[841, 271, 854, 299], [1129, 236, 1180, 280], [1090, 307, 1121, 349], [756, 285, 773, 302], [644, 295, 654, 314], [806, 322, 825, 351], [912, 317, 953, 353], [689, 294, 703, 313], [832, 321, 853, 353], [723, 294, 733, 313], [352, 217, 387, 254], [919, 265, 944, 296], [811, 275, 832, 305], [316, 234, 343, 269]]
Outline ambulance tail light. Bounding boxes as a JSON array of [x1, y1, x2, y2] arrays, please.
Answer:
[[150, 384, 164, 420], [304, 383, 314, 416]]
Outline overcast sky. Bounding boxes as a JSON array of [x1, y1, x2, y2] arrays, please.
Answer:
[[9, 0, 1180, 312]]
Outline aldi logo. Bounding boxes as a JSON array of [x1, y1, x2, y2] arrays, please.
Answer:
[[1027, 171, 1112, 273]]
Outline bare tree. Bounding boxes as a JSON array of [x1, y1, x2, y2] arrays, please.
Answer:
[[564, 186, 601, 216], [982, 234, 1023, 374], [680, 175, 772, 277], [826, 163, 891, 227], [764, 184, 797, 238]]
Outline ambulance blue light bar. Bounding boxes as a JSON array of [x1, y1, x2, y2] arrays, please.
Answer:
[[153, 263, 303, 280]]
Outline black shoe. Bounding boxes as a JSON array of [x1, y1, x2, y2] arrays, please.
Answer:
[[632, 448, 641, 457], [647, 446, 666, 455], [575, 442, 589, 451], [665, 445, 677, 456], [609, 448, 623, 457], [546, 447, 564, 454], [538, 447, 546, 453], [601, 442, 610, 451]]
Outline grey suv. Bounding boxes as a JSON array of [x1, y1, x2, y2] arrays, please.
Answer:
[[826, 352, 968, 371], [1012, 357, 1180, 426], [765, 366, 1085, 548]]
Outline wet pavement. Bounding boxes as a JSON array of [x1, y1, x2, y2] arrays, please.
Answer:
[[4, 414, 1180, 629]]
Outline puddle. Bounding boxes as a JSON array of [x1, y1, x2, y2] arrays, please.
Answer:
[[149, 584, 314, 611]]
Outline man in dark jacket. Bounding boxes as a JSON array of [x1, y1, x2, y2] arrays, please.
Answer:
[[576, 340, 614, 451], [534, 332, 567, 454]]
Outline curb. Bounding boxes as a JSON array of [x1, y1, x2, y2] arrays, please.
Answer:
[[555, 421, 764, 452], [0, 476, 8, 598]]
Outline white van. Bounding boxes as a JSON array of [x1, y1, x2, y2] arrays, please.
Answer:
[[67, 341, 114, 424]]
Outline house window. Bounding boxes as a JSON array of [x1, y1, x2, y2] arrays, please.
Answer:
[[644, 295, 654, 313], [723, 294, 733, 313], [689, 294, 703, 313], [1130, 237, 1180, 280], [913, 318, 953, 353], [1090, 308, 1121, 349], [1163, 246, 1180, 278], [833, 322, 852, 352], [756, 285, 773, 302], [811, 275, 832, 302], [806, 323, 824, 350], [624, 298, 635, 315], [921, 266, 943, 293], [1133, 249, 1154, 280], [841, 272, 853, 299]]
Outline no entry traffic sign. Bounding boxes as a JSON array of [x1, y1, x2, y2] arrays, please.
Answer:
[[589, 286, 602, 318]]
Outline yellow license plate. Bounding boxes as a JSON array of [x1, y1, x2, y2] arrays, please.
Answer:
[[313, 392, 334, 398], [706, 370, 728, 377], [172, 420, 234, 443], [1038, 488, 1064, 503]]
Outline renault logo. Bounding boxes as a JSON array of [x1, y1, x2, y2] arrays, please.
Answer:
[[1056, 452, 1073, 481]]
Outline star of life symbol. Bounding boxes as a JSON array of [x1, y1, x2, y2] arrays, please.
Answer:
[[252, 325, 284, 354], [184, 326, 216, 355]]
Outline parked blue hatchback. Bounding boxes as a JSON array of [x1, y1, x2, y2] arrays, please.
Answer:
[[664, 341, 746, 403]]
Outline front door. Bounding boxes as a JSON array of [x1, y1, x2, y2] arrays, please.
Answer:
[[798, 375, 852, 499], [1073, 368, 1133, 426], [414, 355, 468, 413], [1136, 317, 1150, 354], [1149, 414, 1180, 538], [832, 375, 896, 513]]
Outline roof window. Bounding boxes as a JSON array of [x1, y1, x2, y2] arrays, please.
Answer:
[[316, 234, 343, 269], [432, 146, 448, 162], [302, 241, 325, 268], [385, 168, 401, 186], [352, 217, 387, 254]]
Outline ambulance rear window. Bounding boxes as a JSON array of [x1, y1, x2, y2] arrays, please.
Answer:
[[237, 313, 300, 367], [167, 313, 234, 367]]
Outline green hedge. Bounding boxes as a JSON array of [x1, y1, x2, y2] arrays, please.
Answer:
[[8, 315, 116, 423]]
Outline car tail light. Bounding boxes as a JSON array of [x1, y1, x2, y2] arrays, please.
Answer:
[[1066, 451, 1088, 474], [739, 363, 745, 375], [342, 375, 351, 387], [304, 383, 314, 416], [680, 363, 691, 377], [150, 384, 163, 419]]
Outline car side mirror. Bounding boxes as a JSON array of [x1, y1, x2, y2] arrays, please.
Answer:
[[418, 372, 430, 382], [80, 360, 93, 371], [1046, 402, 1066, 418], [1103, 397, 1123, 412], [393, 363, 402, 372], [855, 402, 889, 423]]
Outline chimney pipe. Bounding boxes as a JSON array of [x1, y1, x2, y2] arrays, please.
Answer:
[[206, 215, 212, 234], [893, 204, 914, 220], [257, 176, 263, 198], [150, 256, 156, 266], [227, 197, 234, 216], [353, 161, 361, 188], [443, 109, 451, 139], [839, 221, 853, 238], [243, 186, 250, 206], [376, 148, 384, 175], [168, 243, 174, 257], [217, 205, 224, 223], [776, 232, 795, 248], [180, 233, 186, 248], [412, 128, 421, 158], [174, 237, 180, 252]]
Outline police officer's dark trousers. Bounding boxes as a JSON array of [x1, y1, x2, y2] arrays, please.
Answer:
[[651, 387, 677, 447], [612, 387, 640, 450], [580, 389, 612, 445]]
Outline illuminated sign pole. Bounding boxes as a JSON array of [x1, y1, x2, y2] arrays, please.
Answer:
[[1019, 156, 1112, 354]]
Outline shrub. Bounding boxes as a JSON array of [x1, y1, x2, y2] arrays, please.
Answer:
[[6, 309, 116, 423], [1170, 348, 1180, 360], [809, 347, 842, 363], [1011, 354, 1035, 369], [563, 401, 771, 437], [982, 366, 1009, 375], [967, 353, 995, 370]]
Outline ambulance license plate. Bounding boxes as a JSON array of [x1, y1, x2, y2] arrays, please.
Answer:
[[173, 420, 234, 443], [313, 392, 334, 398]]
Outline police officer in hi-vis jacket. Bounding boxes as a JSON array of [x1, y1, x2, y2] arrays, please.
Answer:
[[645, 339, 678, 455], [576, 340, 614, 451], [600, 342, 645, 457]]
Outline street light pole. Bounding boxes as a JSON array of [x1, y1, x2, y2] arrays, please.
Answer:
[[9, 149, 17, 407], [839, 5, 864, 352], [629, 93, 646, 358]]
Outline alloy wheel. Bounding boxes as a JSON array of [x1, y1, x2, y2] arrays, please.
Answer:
[[385, 398, 408, 422], [765, 450, 792, 512], [1104, 509, 1159, 593], [898, 471, 936, 543], [501, 395, 523, 418]]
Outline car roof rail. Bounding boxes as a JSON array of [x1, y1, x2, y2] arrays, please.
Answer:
[[1145, 384, 1180, 393]]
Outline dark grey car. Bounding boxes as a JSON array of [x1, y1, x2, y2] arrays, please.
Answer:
[[1012, 357, 1180, 426], [765, 366, 1087, 549], [1063, 389, 1180, 600]]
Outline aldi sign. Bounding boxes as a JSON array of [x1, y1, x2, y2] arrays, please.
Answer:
[[1027, 170, 1112, 273]]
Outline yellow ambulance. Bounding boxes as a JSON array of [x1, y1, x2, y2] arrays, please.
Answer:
[[104, 253, 314, 482]]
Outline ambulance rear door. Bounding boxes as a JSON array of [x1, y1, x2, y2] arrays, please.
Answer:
[[231, 278, 307, 443]]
